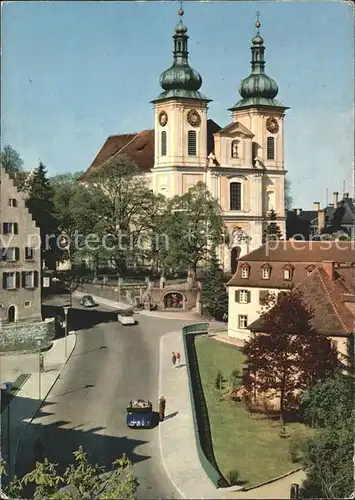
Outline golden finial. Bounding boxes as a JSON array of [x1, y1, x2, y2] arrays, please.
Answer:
[[255, 10, 261, 30], [178, 0, 184, 16]]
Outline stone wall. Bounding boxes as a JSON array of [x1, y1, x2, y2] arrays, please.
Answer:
[[0, 318, 55, 350]]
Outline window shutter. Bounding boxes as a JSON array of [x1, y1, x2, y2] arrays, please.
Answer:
[[22, 272, 26, 288], [247, 291, 251, 303], [235, 290, 240, 302], [34, 271, 39, 288], [15, 247, 20, 260], [14, 223, 18, 234], [3, 273, 7, 289], [16, 272, 20, 289]]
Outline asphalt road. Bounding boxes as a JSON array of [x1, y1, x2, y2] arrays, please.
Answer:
[[15, 295, 193, 499]]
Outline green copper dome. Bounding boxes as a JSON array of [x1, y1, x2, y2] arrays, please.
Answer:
[[152, 10, 210, 103], [229, 18, 287, 111]]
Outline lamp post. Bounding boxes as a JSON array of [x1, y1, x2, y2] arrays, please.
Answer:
[[35, 337, 42, 400], [63, 307, 69, 358]]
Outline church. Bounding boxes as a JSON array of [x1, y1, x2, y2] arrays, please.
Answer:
[[81, 9, 288, 273]]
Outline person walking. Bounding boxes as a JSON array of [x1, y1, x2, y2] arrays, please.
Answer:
[[171, 352, 177, 368], [176, 352, 181, 367], [159, 396, 166, 421]]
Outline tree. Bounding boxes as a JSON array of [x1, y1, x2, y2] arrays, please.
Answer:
[[50, 171, 85, 185], [0, 144, 24, 178], [157, 182, 227, 279], [201, 255, 228, 320], [263, 209, 283, 242], [299, 374, 354, 429], [1, 446, 139, 499], [242, 289, 338, 421], [25, 162, 60, 270], [81, 155, 165, 275], [299, 415, 354, 499]]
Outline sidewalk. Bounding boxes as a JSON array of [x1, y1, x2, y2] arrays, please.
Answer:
[[158, 331, 226, 499], [0, 334, 77, 477]]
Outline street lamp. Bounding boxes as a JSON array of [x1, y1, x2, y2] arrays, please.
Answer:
[[63, 307, 69, 358], [35, 337, 42, 400]]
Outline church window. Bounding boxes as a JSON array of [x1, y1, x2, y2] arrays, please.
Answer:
[[230, 182, 241, 210], [161, 131, 167, 156], [188, 130, 197, 156], [267, 136, 275, 160], [231, 140, 239, 158]]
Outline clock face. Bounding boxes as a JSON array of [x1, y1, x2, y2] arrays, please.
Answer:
[[159, 111, 168, 127], [187, 109, 201, 127], [266, 116, 279, 134]]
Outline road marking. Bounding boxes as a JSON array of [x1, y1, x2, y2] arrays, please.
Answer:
[[158, 333, 186, 500]]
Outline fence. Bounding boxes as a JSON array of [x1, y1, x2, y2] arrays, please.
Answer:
[[182, 324, 229, 488]]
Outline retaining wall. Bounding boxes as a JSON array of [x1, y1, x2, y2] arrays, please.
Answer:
[[0, 318, 55, 350], [182, 324, 229, 488]]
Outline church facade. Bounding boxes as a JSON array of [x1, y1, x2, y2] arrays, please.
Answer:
[[82, 10, 289, 273]]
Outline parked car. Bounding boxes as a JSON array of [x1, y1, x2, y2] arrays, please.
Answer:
[[117, 311, 136, 325], [126, 399, 154, 428], [80, 295, 97, 307]]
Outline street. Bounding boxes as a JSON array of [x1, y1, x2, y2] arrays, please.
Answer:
[[15, 296, 193, 499]]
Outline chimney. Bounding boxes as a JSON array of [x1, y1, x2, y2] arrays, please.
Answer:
[[312, 202, 320, 211], [295, 208, 302, 215], [318, 209, 325, 231], [333, 191, 339, 205], [323, 261, 335, 280]]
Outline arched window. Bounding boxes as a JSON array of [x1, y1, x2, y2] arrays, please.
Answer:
[[161, 131, 167, 156], [188, 130, 197, 156], [230, 182, 241, 210], [267, 136, 275, 160], [231, 140, 239, 158]]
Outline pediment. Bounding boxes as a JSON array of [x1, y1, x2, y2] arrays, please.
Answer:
[[214, 121, 254, 138]]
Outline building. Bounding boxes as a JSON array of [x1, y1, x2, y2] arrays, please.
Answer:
[[0, 168, 42, 325], [227, 241, 355, 349], [80, 10, 289, 273], [287, 191, 355, 239]]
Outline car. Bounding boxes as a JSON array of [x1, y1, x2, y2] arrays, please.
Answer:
[[126, 399, 154, 428], [80, 295, 97, 307], [117, 311, 136, 325]]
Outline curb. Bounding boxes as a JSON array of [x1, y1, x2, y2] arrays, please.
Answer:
[[239, 467, 304, 492], [10, 332, 78, 479], [158, 333, 186, 500]]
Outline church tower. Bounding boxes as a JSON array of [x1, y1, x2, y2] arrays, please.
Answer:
[[228, 14, 289, 241], [151, 7, 211, 197]]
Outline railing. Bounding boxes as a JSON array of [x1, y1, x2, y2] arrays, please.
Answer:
[[182, 324, 229, 488]]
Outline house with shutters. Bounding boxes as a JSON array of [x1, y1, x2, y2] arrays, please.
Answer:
[[0, 168, 42, 325], [227, 240, 355, 359]]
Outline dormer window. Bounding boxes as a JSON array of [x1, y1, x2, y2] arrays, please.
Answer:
[[241, 264, 250, 279], [283, 265, 294, 281], [261, 264, 271, 280]]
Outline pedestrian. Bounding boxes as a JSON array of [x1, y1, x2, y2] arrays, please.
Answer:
[[159, 396, 166, 421], [172, 351, 176, 368], [176, 352, 181, 367]]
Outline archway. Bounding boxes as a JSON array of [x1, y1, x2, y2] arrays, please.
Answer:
[[163, 292, 184, 309], [231, 246, 241, 274], [8, 305, 16, 323]]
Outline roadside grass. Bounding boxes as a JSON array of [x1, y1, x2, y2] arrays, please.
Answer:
[[195, 337, 312, 487]]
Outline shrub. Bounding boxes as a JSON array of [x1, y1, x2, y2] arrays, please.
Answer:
[[215, 370, 224, 391], [227, 469, 241, 485]]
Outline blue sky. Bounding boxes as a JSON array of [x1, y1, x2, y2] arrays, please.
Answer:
[[2, 1, 354, 208]]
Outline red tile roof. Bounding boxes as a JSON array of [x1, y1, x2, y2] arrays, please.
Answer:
[[227, 241, 355, 288], [80, 119, 222, 181], [248, 267, 355, 336]]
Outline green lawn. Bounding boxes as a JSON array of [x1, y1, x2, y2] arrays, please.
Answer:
[[195, 336, 311, 487]]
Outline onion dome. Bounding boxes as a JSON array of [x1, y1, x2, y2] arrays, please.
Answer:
[[152, 8, 210, 103], [229, 14, 287, 111]]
